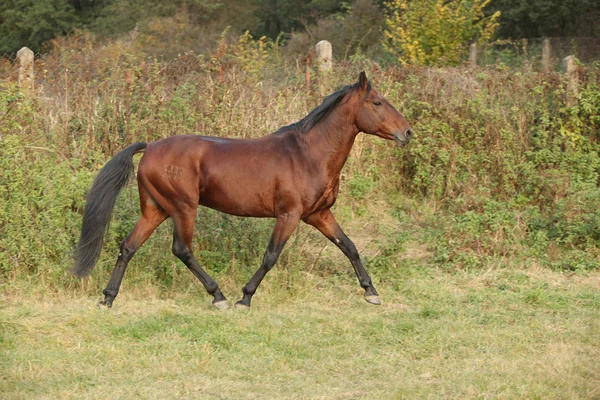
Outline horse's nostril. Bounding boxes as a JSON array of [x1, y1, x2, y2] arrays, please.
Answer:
[[405, 128, 413, 139]]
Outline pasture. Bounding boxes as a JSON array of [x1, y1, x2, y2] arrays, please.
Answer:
[[2, 265, 599, 399], [2, 35, 600, 399]]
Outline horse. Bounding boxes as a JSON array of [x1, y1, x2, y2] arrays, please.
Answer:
[[72, 71, 413, 309]]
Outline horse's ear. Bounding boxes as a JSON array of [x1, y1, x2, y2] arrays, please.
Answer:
[[358, 71, 369, 90]]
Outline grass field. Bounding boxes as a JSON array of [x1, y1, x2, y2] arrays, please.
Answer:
[[2, 41, 600, 399], [2, 265, 599, 399]]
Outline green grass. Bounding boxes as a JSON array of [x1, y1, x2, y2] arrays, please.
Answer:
[[2, 34, 600, 400], [2, 267, 599, 399]]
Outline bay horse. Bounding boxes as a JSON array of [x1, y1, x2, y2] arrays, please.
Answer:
[[72, 72, 413, 309]]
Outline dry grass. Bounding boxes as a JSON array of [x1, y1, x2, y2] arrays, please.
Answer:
[[2, 36, 600, 399], [2, 267, 599, 399]]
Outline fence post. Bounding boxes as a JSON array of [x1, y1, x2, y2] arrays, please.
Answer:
[[17, 47, 34, 92], [305, 52, 312, 90], [315, 40, 332, 95], [541, 38, 551, 73], [315, 40, 332, 72], [563, 56, 578, 107], [469, 43, 477, 67]]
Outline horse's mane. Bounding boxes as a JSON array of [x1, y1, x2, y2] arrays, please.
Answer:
[[275, 80, 371, 134]]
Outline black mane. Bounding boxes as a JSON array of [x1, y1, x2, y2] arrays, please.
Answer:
[[276, 82, 366, 134]]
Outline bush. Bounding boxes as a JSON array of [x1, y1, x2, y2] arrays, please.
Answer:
[[384, 0, 500, 66], [1, 34, 600, 293]]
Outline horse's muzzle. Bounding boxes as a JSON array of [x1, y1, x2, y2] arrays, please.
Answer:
[[394, 128, 413, 147]]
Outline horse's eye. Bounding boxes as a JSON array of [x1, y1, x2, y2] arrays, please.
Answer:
[[373, 101, 382, 106]]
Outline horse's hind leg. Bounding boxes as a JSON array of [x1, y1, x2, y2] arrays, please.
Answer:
[[171, 213, 229, 309], [100, 194, 168, 307]]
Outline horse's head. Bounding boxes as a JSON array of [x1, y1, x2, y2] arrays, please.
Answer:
[[354, 71, 413, 147]]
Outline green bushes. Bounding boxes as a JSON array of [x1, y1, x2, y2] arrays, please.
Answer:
[[1, 37, 600, 293], [0, 134, 95, 279], [392, 67, 600, 271]]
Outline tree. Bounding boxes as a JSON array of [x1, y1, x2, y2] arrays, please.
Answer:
[[252, 0, 345, 39], [489, 0, 600, 38], [89, 0, 222, 38], [284, 0, 385, 58], [384, 0, 500, 66], [0, 0, 79, 53]]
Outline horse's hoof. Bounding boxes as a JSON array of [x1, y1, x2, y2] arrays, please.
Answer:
[[212, 300, 230, 310], [97, 299, 112, 309], [235, 301, 250, 310], [364, 295, 381, 305]]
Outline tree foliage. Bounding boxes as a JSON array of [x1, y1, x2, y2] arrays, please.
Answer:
[[253, 0, 345, 39], [490, 0, 600, 39], [0, 0, 79, 53], [384, 0, 500, 66], [0, 0, 596, 56], [89, 0, 222, 38], [285, 0, 385, 58]]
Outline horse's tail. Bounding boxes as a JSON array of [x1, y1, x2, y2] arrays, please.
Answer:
[[72, 142, 148, 278]]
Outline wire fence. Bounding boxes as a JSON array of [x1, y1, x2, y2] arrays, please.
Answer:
[[0, 53, 18, 81], [479, 37, 600, 70], [1, 37, 599, 85]]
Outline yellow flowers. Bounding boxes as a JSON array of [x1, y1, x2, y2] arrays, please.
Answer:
[[384, 0, 500, 66], [236, 31, 272, 77]]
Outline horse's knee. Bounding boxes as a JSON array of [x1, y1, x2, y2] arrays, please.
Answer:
[[172, 239, 191, 260], [264, 252, 279, 269], [338, 237, 359, 260]]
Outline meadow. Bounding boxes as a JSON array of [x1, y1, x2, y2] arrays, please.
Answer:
[[1, 33, 600, 398], [2, 265, 599, 398]]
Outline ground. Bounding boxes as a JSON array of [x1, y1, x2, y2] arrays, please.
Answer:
[[1, 266, 599, 399]]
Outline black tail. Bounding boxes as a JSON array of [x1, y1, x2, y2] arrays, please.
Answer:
[[72, 142, 147, 278]]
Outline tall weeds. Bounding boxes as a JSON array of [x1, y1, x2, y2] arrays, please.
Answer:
[[1, 33, 599, 292]]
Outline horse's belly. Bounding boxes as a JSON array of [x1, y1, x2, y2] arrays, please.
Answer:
[[198, 185, 275, 218]]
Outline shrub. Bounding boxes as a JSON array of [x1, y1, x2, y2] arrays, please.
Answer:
[[384, 0, 500, 66], [2, 34, 600, 293]]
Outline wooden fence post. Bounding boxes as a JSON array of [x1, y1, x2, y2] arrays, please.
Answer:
[[315, 40, 332, 72], [305, 52, 312, 90], [541, 38, 551, 73], [563, 56, 578, 107], [315, 40, 332, 95], [17, 47, 34, 92], [469, 43, 477, 67]]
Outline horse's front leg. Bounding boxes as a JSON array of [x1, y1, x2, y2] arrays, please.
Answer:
[[303, 208, 380, 305], [236, 212, 300, 309]]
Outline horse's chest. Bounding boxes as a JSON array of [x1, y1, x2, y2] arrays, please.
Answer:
[[308, 177, 340, 213]]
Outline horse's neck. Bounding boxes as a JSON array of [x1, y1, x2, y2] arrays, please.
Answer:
[[302, 107, 359, 176]]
